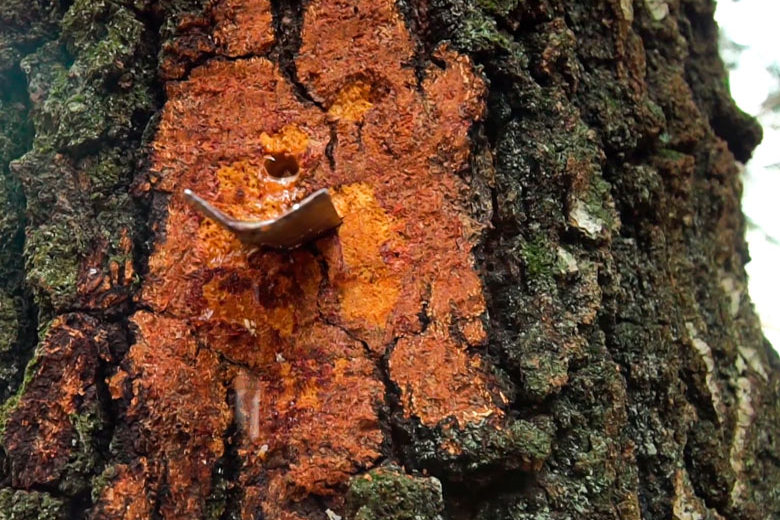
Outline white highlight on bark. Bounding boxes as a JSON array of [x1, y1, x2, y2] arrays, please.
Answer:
[[719, 273, 742, 318], [620, 0, 634, 22], [729, 375, 755, 506], [325, 509, 342, 520], [685, 322, 726, 424], [736, 343, 769, 382], [569, 200, 604, 238], [720, 272, 769, 382], [728, 319, 767, 507], [672, 469, 725, 520], [557, 247, 579, 275], [692, 273, 768, 509], [645, 0, 670, 21]]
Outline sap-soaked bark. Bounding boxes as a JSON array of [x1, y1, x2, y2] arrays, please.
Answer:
[[0, 1, 778, 520]]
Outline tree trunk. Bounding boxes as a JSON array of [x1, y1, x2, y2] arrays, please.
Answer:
[[0, 0, 777, 519]]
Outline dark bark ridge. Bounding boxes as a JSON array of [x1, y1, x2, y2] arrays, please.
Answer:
[[416, 0, 777, 519], [0, 0, 776, 519]]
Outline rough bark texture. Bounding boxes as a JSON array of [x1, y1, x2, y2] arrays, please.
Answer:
[[0, 1, 777, 519]]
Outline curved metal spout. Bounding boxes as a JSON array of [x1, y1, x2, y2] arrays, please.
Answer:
[[183, 188, 342, 249]]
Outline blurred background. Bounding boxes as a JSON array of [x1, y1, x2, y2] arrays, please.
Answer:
[[716, 0, 780, 351]]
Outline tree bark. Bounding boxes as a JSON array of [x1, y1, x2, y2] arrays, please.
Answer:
[[0, 0, 777, 519]]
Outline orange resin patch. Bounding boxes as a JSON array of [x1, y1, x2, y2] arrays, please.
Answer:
[[111, 312, 231, 519], [330, 183, 402, 331], [233, 323, 384, 496], [390, 325, 500, 426], [212, 0, 274, 57], [98, 0, 500, 517], [328, 81, 374, 121], [90, 462, 153, 520]]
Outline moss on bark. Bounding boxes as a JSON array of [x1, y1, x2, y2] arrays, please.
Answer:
[[0, 489, 65, 520], [346, 465, 445, 520]]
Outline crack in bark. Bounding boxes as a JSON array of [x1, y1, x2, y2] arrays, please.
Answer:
[[0, 56, 42, 407], [270, 0, 323, 109], [213, 391, 243, 520], [310, 247, 413, 471]]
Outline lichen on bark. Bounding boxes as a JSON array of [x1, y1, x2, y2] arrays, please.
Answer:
[[0, 0, 166, 516], [420, 0, 778, 518]]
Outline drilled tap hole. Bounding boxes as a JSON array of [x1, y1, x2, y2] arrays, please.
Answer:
[[264, 153, 299, 179]]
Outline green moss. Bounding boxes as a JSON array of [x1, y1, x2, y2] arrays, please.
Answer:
[[16, 0, 156, 153], [581, 175, 616, 230], [516, 347, 570, 401], [58, 409, 105, 496], [411, 417, 554, 479], [0, 339, 41, 437], [0, 489, 65, 520], [656, 147, 687, 161], [80, 149, 135, 196], [12, 149, 141, 314], [9, 0, 157, 314], [90, 465, 118, 504], [14, 1, 156, 155], [24, 219, 88, 312], [0, 394, 20, 439], [21, 45, 154, 155], [0, 290, 21, 399], [428, 0, 528, 64], [346, 465, 444, 520], [476, 0, 521, 17], [0, 291, 18, 357], [61, 0, 144, 78], [520, 235, 557, 281], [459, 12, 514, 53]]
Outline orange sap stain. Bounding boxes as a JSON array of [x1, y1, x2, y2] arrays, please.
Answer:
[[331, 183, 402, 328], [328, 81, 374, 121], [259, 124, 311, 156], [212, 0, 275, 57], [97, 0, 502, 517], [390, 324, 502, 427]]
